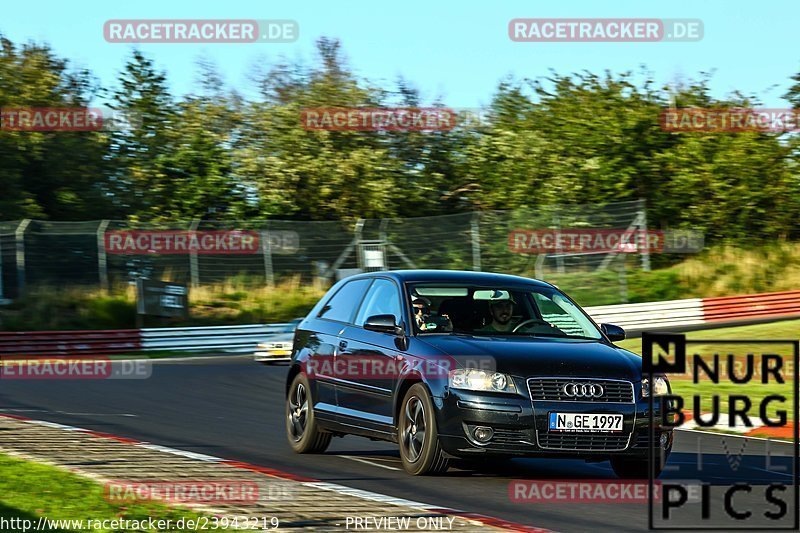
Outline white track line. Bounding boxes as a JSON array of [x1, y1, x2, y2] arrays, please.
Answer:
[[304, 482, 432, 510], [137, 443, 225, 463], [0, 409, 137, 418], [340, 455, 401, 471], [0, 415, 556, 532]]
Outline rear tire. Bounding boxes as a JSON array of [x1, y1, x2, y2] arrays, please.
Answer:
[[398, 383, 449, 475], [286, 373, 331, 453]]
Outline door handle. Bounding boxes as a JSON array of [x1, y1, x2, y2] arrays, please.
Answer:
[[339, 340, 348, 350]]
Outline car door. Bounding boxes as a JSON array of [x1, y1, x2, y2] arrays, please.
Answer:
[[310, 278, 372, 421], [335, 277, 405, 433]]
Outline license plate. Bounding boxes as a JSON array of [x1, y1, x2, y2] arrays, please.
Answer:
[[270, 350, 291, 356], [549, 413, 623, 432]]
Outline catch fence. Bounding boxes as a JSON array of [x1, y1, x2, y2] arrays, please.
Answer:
[[1, 200, 692, 301]]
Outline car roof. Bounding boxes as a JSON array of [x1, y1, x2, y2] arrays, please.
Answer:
[[346, 269, 553, 288]]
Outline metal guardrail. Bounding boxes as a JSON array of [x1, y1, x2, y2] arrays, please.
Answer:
[[140, 323, 291, 353], [0, 329, 141, 356], [1, 291, 799, 356], [586, 290, 800, 332], [702, 290, 800, 323], [585, 299, 705, 331]]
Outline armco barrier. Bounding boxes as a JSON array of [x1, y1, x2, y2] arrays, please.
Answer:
[[586, 290, 800, 332], [585, 299, 705, 331], [702, 290, 800, 323], [140, 323, 290, 353], [0, 329, 141, 356], [0, 291, 798, 355], [0, 324, 289, 356]]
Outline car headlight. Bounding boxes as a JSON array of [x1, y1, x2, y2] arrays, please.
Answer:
[[641, 376, 670, 397], [259, 342, 285, 350], [449, 369, 517, 393]]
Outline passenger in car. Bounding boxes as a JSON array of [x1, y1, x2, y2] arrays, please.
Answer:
[[413, 295, 453, 332]]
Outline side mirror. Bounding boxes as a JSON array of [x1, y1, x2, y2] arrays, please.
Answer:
[[364, 314, 403, 336], [601, 323, 626, 342]]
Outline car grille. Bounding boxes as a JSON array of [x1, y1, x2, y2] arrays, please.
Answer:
[[538, 432, 631, 451], [528, 378, 634, 403], [490, 428, 529, 447]]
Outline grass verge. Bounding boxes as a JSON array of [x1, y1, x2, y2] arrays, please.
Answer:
[[0, 276, 326, 331], [0, 453, 212, 532]]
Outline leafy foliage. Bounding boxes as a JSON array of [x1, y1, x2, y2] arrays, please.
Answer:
[[0, 36, 798, 244]]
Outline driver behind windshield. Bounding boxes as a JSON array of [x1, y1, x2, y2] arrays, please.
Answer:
[[478, 294, 519, 333]]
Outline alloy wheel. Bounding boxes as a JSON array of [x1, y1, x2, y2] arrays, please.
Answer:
[[402, 395, 427, 462], [288, 382, 308, 441]]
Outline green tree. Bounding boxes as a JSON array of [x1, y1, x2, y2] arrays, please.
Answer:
[[0, 37, 111, 220]]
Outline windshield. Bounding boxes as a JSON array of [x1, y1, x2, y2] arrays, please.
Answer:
[[408, 284, 603, 340]]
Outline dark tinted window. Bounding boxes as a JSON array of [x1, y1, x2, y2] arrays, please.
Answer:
[[318, 279, 371, 323], [355, 279, 402, 326]]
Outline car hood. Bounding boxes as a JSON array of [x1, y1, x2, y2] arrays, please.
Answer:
[[416, 334, 641, 380]]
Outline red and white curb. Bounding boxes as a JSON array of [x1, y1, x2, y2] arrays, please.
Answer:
[[678, 412, 762, 433], [676, 412, 793, 440], [0, 414, 552, 533]]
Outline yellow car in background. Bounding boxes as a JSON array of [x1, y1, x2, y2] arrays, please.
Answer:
[[254, 319, 302, 364]]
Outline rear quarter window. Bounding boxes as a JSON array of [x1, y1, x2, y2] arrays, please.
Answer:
[[317, 278, 372, 323]]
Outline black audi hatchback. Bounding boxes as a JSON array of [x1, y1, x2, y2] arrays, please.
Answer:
[[285, 270, 673, 477]]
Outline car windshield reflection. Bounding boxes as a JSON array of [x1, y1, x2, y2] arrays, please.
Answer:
[[409, 284, 603, 339]]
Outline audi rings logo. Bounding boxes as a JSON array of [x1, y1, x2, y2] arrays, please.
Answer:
[[562, 382, 605, 398]]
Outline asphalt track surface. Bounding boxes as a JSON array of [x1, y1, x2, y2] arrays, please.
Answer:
[[1, 356, 796, 532]]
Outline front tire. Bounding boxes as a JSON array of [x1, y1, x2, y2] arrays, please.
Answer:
[[286, 373, 331, 453], [398, 383, 449, 475]]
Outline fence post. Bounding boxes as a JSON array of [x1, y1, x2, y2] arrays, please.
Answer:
[[97, 220, 111, 291], [189, 220, 200, 288], [616, 255, 629, 303], [471, 212, 482, 271], [0, 230, 4, 302], [262, 228, 274, 286], [15, 219, 31, 296], [534, 254, 546, 280], [637, 199, 651, 272], [553, 214, 565, 274]]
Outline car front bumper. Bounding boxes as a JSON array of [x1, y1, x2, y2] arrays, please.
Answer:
[[254, 349, 292, 362], [433, 384, 673, 460]]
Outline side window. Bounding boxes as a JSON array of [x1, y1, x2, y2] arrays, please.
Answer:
[[532, 291, 599, 338], [318, 279, 372, 323], [355, 279, 402, 326]]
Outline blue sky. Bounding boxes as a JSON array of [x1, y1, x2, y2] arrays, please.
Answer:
[[3, 0, 799, 107]]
